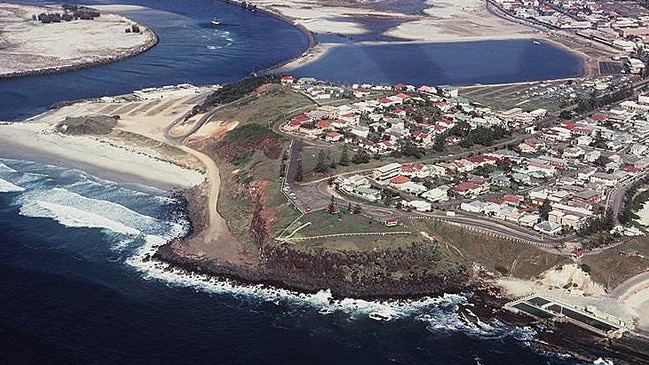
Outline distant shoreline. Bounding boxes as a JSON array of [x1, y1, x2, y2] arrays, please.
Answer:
[[0, 33, 159, 80], [0, 4, 159, 80]]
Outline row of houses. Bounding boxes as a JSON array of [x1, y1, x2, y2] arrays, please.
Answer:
[[282, 80, 526, 157], [495, 0, 649, 57]]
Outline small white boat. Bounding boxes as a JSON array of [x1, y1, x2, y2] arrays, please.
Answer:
[[211, 18, 221, 26], [368, 311, 392, 321], [533, 40, 541, 45]]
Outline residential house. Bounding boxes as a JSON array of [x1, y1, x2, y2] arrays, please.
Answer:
[[572, 190, 601, 205], [398, 181, 428, 195], [519, 214, 540, 228], [512, 172, 532, 185], [534, 221, 562, 235], [422, 187, 449, 202], [389, 175, 411, 187], [373, 163, 401, 181], [590, 171, 627, 186], [325, 131, 343, 142], [577, 167, 597, 182], [460, 200, 485, 213], [400, 162, 431, 179], [354, 187, 381, 202], [405, 200, 432, 212], [454, 179, 488, 198]]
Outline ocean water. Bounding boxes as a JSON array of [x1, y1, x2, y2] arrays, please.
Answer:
[[0, 158, 584, 364], [1, 1, 591, 364]]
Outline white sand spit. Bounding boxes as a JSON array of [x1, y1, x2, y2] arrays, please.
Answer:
[[0, 3, 156, 77]]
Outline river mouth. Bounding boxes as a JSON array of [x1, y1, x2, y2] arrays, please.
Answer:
[[0, 0, 309, 121]]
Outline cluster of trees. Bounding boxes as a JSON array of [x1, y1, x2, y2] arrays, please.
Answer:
[[34, 6, 100, 23], [458, 125, 509, 148], [279, 150, 289, 178], [578, 208, 614, 237], [314, 149, 337, 173], [618, 175, 649, 224], [202, 75, 279, 107], [573, 87, 634, 115], [405, 99, 442, 124], [34, 13, 73, 23], [390, 139, 424, 159], [351, 149, 371, 164], [433, 122, 510, 151]]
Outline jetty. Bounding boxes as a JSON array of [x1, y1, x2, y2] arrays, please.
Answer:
[[505, 294, 628, 338]]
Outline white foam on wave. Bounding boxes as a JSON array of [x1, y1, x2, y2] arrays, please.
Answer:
[[0, 177, 24, 193], [418, 306, 536, 341], [206, 45, 217, 50], [0, 161, 18, 174], [17, 187, 177, 236], [21, 201, 141, 236]]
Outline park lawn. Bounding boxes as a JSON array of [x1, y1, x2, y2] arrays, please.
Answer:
[[208, 86, 315, 129], [292, 209, 396, 237]]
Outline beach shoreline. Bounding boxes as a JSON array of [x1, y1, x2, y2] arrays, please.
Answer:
[[0, 122, 204, 191]]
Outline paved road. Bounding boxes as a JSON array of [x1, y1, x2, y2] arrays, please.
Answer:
[[610, 271, 649, 300]]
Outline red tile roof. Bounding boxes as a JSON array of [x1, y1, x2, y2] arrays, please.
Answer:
[[291, 114, 310, 123], [316, 120, 331, 128], [502, 194, 521, 203], [390, 175, 410, 184], [401, 162, 424, 172]]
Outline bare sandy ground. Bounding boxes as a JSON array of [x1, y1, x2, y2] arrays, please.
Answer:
[[0, 3, 156, 77]]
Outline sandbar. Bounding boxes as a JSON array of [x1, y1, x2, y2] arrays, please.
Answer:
[[0, 3, 157, 79]]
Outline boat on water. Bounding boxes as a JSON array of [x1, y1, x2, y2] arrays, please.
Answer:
[[368, 311, 392, 321], [211, 18, 221, 26], [533, 40, 541, 45]]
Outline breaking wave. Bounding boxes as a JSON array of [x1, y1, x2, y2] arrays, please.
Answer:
[[125, 234, 535, 344], [0, 177, 24, 193], [3, 158, 539, 348]]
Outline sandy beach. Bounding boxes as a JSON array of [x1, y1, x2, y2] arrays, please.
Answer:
[[0, 3, 157, 78], [0, 122, 204, 191], [0, 88, 214, 191]]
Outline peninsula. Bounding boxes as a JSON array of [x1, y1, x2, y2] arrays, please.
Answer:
[[0, 3, 157, 79], [2, 0, 649, 363]]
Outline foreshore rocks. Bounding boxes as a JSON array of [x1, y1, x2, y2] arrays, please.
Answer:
[[153, 240, 475, 300]]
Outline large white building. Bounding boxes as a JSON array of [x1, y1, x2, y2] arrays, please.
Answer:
[[373, 163, 401, 181]]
